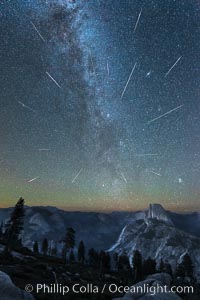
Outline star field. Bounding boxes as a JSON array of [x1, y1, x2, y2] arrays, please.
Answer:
[[0, 0, 200, 211]]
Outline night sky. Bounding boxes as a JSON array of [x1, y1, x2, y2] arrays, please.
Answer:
[[0, 0, 200, 211]]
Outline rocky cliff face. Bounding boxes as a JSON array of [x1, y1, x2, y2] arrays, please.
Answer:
[[109, 206, 200, 280], [146, 203, 174, 226], [0, 271, 35, 300], [0, 204, 199, 254], [0, 206, 143, 251]]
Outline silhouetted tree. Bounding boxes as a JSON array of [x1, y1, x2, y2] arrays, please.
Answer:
[[88, 248, 95, 266], [88, 248, 99, 267], [99, 251, 111, 273], [182, 254, 194, 278], [42, 238, 48, 256], [159, 258, 165, 273], [65, 227, 75, 249], [175, 262, 185, 278], [122, 253, 130, 271], [103, 252, 111, 272], [143, 257, 156, 276], [0, 221, 4, 239], [78, 241, 85, 264], [52, 244, 57, 256], [69, 250, 75, 263], [132, 250, 143, 281], [105, 253, 111, 272], [33, 241, 39, 254], [113, 252, 119, 270], [4, 197, 25, 253], [62, 244, 67, 261], [117, 255, 124, 272], [118, 253, 130, 272], [62, 227, 75, 262], [164, 261, 173, 276], [117, 252, 131, 284], [175, 254, 194, 279], [99, 250, 105, 271], [48, 245, 52, 256]]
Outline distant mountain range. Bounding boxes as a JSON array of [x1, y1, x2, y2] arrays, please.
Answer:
[[0, 206, 142, 251], [0, 203, 199, 300], [0, 203, 199, 253]]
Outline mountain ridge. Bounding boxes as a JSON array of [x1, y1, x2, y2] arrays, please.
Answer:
[[0, 203, 199, 252], [109, 206, 200, 280]]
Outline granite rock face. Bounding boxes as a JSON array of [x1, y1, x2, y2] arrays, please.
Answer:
[[146, 204, 174, 226], [0, 271, 35, 300], [109, 206, 200, 280]]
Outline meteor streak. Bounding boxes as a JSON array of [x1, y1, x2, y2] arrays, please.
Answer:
[[107, 61, 109, 76], [120, 63, 137, 99], [148, 105, 183, 124], [18, 101, 36, 113], [72, 168, 82, 183], [46, 72, 62, 89], [134, 8, 142, 32], [121, 172, 127, 183], [150, 171, 162, 177], [28, 177, 39, 183], [134, 154, 157, 157], [165, 56, 182, 77], [30, 21, 45, 42]]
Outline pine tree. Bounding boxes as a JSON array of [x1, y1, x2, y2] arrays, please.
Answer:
[[66, 228, 75, 249], [62, 227, 75, 263], [122, 253, 131, 272], [78, 240, 85, 264], [88, 248, 95, 266], [164, 261, 173, 276], [104, 253, 111, 272], [99, 251, 107, 273], [62, 244, 67, 261], [159, 258, 165, 273], [88, 248, 99, 267], [182, 253, 194, 278], [132, 250, 143, 282], [117, 253, 130, 272], [0, 221, 4, 240], [117, 254, 124, 272], [4, 197, 25, 253], [113, 252, 119, 270], [175, 254, 194, 279], [116, 252, 131, 284], [143, 257, 156, 276], [175, 262, 185, 278], [52, 244, 57, 257], [69, 250, 75, 263], [42, 238, 48, 256], [48, 245, 52, 256], [33, 241, 39, 254]]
